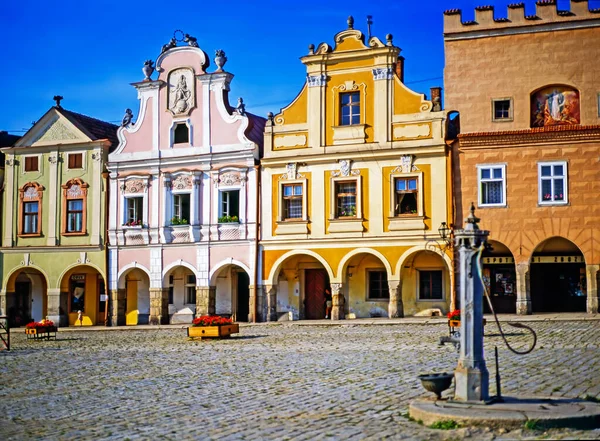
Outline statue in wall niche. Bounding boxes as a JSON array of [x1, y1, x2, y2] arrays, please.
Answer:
[[172, 75, 192, 114]]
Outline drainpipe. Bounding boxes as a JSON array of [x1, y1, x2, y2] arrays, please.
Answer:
[[102, 159, 110, 326], [253, 164, 260, 323]]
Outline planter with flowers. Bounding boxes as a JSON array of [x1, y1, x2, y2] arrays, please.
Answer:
[[187, 315, 239, 339], [447, 309, 486, 337], [25, 319, 57, 340]]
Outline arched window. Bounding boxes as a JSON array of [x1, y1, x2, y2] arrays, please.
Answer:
[[531, 85, 580, 128], [61, 178, 89, 235], [19, 182, 44, 237]]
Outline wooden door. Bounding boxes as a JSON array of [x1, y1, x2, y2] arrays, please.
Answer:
[[304, 269, 327, 319]]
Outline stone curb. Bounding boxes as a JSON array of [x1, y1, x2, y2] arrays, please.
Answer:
[[19, 313, 599, 332]]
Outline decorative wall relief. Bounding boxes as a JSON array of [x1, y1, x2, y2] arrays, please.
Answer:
[[121, 179, 147, 194], [168, 68, 195, 116], [331, 159, 360, 177], [280, 163, 305, 180], [392, 155, 419, 173], [172, 174, 193, 190], [372, 67, 393, 80], [531, 85, 580, 128]]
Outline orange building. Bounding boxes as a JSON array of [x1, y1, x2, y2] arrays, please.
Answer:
[[444, 1, 600, 314]]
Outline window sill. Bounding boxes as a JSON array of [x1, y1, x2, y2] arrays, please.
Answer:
[[367, 298, 390, 302], [170, 224, 190, 227], [122, 225, 145, 229], [62, 232, 87, 236], [538, 201, 568, 206], [18, 233, 42, 238], [477, 204, 506, 209], [275, 220, 309, 235], [417, 298, 445, 302], [388, 216, 425, 231], [328, 218, 363, 233]]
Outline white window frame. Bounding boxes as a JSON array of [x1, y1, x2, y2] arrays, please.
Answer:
[[491, 97, 513, 122], [219, 189, 240, 219], [119, 177, 149, 229], [278, 179, 308, 222], [538, 161, 568, 206], [169, 118, 193, 147], [389, 171, 424, 217], [65, 150, 86, 170], [416, 268, 445, 302], [124, 196, 144, 226], [22, 154, 42, 174], [330, 175, 363, 220], [172, 192, 191, 224], [477, 164, 507, 207]]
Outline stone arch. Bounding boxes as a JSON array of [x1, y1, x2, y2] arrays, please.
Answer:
[[117, 262, 152, 289], [162, 259, 198, 285], [483, 240, 518, 314], [337, 248, 393, 282], [267, 250, 334, 286], [210, 258, 253, 286], [395, 245, 452, 277], [3, 264, 50, 293], [56, 262, 106, 290]]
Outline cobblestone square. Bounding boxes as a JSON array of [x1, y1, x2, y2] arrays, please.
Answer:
[[1, 320, 599, 440]]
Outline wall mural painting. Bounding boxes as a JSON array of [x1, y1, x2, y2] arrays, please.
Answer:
[[531, 86, 580, 128]]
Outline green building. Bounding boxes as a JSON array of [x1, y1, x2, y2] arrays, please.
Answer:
[[0, 103, 117, 327]]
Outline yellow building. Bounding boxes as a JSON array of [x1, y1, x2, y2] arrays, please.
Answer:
[[259, 17, 452, 321]]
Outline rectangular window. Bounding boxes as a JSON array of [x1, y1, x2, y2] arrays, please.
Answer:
[[419, 270, 443, 300], [174, 123, 189, 144], [478, 165, 506, 206], [125, 197, 143, 226], [538, 161, 567, 204], [173, 194, 190, 224], [283, 184, 303, 220], [394, 177, 418, 215], [185, 274, 196, 304], [340, 92, 360, 126], [24, 156, 39, 172], [492, 98, 512, 122], [68, 153, 83, 169], [23, 201, 39, 234], [66, 199, 84, 232], [336, 181, 357, 218], [368, 270, 389, 300], [219, 190, 240, 222]]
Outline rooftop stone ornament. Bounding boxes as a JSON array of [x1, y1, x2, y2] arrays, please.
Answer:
[[161, 30, 200, 54], [142, 60, 155, 81], [214, 49, 227, 71]]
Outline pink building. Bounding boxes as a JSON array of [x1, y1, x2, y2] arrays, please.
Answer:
[[107, 34, 264, 325]]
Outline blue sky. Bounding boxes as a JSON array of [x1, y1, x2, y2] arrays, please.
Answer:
[[2, 0, 598, 135]]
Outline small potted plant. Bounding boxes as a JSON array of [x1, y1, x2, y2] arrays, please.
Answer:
[[123, 219, 142, 228], [218, 215, 239, 224], [187, 315, 239, 339], [171, 216, 189, 226]]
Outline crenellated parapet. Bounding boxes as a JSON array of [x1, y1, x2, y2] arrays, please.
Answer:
[[444, 0, 600, 35]]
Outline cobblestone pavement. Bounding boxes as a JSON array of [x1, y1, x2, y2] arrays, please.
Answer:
[[1, 321, 600, 440]]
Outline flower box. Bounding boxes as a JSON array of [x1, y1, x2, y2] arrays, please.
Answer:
[[25, 326, 57, 341], [187, 323, 239, 339], [187, 315, 239, 340]]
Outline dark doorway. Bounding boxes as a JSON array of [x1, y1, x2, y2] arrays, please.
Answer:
[[531, 263, 586, 312], [304, 269, 329, 319], [14, 281, 31, 326], [236, 271, 250, 322], [483, 265, 516, 314]]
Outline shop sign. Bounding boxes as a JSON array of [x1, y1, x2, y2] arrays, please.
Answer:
[[531, 256, 584, 264], [71, 274, 85, 281], [482, 257, 514, 264]]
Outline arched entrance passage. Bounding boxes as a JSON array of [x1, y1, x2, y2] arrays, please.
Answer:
[[163, 265, 197, 324], [530, 237, 586, 313], [482, 241, 516, 314], [271, 253, 332, 320], [210, 264, 251, 322], [399, 250, 451, 316], [337, 250, 392, 318], [59, 265, 105, 326], [5, 268, 48, 327], [117, 268, 150, 325]]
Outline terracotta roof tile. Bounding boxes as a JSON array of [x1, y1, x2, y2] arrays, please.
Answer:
[[57, 107, 119, 150]]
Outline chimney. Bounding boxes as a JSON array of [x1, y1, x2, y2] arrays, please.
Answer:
[[395, 56, 405, 82], [430, 87, 442, 111]]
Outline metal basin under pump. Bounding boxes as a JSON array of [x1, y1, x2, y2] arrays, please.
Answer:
[[417, 373, 454, 400]]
